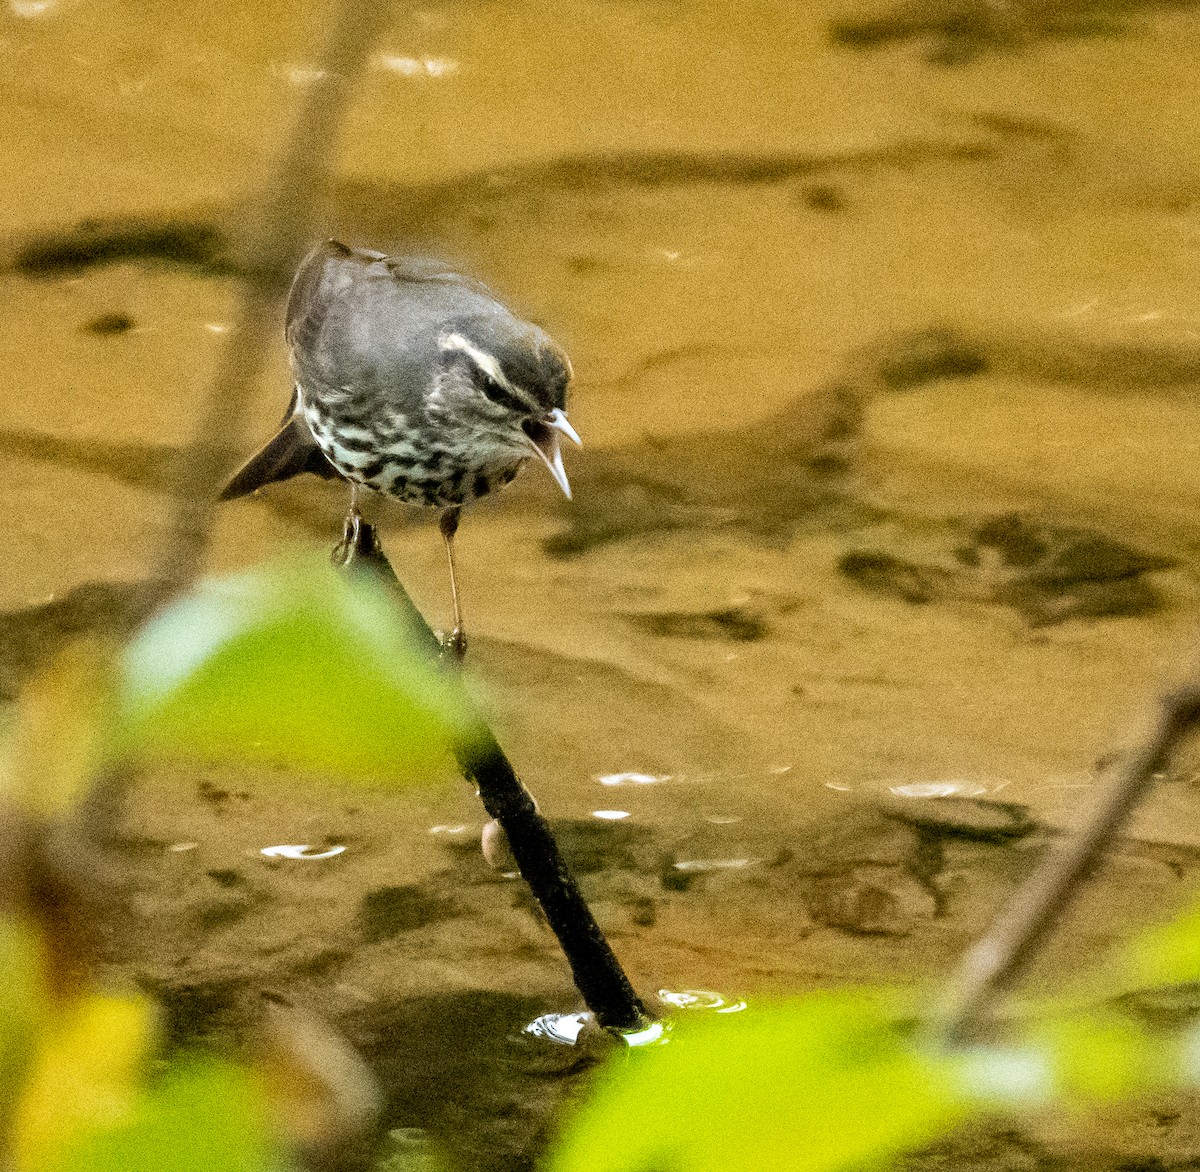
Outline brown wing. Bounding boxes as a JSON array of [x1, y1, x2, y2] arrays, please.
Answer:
[[219, 415, 340, 501]]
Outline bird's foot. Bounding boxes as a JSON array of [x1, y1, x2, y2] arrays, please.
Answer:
[[331, 509, 364, 567]]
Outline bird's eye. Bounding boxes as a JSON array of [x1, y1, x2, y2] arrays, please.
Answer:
[[475, 370, 525, 412]]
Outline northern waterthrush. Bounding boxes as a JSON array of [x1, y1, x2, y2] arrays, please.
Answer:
[[221, 239, 581, 653]]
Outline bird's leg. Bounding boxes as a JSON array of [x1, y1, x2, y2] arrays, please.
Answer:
[[439, 506, 467, 661], [332, 482, 363, 566]]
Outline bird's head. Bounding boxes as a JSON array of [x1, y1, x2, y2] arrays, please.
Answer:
[[434, 315, 581, 497]]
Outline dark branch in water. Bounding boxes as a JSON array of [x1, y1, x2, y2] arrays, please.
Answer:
[[151, 0, 387, 595], [931, 654, 1200, 1044], [336, 520, 651, 1034]]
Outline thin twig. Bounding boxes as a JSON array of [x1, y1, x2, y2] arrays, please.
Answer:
[[931, 655, 1200, 1045], [151, 0, 387, 595], [338, 520, 652, 1033]]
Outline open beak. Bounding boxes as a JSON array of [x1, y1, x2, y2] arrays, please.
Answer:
[[546, 407, 582, 448], [524, 409, 581, 500]]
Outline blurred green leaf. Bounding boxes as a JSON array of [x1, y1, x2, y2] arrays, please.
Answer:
[[51, 1058, 294, 1172], [549, 991, 972, 1172], [0, 919, 43, 1096], [117, 556, 465, 783], [1100, 899, 1200, 998], [1032, 1013, 1166, 1103]]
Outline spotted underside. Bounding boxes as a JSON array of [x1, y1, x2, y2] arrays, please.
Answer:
[[299, 388, 524, 507]]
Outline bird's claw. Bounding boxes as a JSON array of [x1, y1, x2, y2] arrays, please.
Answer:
[[331, 509, 364, 567]]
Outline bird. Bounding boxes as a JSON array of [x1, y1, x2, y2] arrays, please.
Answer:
[[220, 239, 581, 655]]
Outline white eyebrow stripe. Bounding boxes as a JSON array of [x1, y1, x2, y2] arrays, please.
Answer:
[[439, 331, 538, 407]]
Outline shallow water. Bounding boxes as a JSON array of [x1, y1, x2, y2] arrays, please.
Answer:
[[9, 1, 1200, 1168]]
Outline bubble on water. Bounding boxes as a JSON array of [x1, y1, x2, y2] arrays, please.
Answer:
[[260, 844, 346, 860], [481, 820, 519, 875]]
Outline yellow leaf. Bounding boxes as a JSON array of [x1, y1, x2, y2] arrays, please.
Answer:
[[0, 641, 116, 820], [12, 991, 158, 1172]]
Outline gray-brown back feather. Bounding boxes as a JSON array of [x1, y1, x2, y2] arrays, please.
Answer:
[[284, 239, 521, 424]]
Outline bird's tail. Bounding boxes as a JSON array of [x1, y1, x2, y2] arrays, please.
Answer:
[[219, 415, 339, 500]]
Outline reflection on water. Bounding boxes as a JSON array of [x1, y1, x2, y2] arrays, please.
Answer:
[[597, 772, 671, 787], [524, 1011, 591, 1046], [376, 1127, 444, 1172], [260, 843, 347, 859], [888, 781, 991, 799], [8, 0, 58, 16], [671, 857, 762, 874], [657, 988, 748, 1014], [376, 54, 460, 79], [620, 1021, 668, 1048], [524, 990, 745, 1052]]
